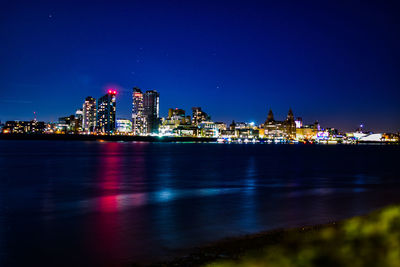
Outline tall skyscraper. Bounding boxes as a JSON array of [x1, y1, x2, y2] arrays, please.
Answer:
[[82, 96, 97, 132], [97, 90, 116, 133], [143, 90, 160, 134], [132, 87, 145, 135]]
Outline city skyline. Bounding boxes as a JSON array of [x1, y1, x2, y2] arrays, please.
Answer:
[[2, 2, 400, 267], [0, 85, 398, 134], [1, 1, 400, 132]]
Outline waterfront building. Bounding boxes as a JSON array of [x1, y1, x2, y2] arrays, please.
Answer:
[[226, 121, 258, 139], [175, 125, 199, 137], [222, 121, 238, 138], [57, 114, 81, 133], [97, 90, 116, 133], [261, 109, 296, 140], [214, 122, 227, 136], [382, 133, 400, 142], [198, 121, 218, 137], [295, 122, 320, 141], [159, 108, 190, 136], [132, 87, 145, 135], [192, 107, 210, 126], [295, 117, 303, 128], [82, 96, 96, 133], [168, 108, 185, 119], [44, 122, 57, 134], [74, 109, 83, 132], [57, 115, 74, 133], [285, 109, 296, 139], [262, 109, 285, 139], [143, 90, 160, 134], [3, 120, 45, 134], [116, 119, 132, 133], [296, 127, 317, 141]]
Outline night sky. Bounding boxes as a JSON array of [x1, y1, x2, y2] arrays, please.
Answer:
[[1, 0, 399, 132]]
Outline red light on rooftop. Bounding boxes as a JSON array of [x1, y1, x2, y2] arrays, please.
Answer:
[[113, 90, 117, 94], [108, 89, 112, 94]]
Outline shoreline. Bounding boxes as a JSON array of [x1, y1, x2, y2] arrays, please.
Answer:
[[0, 133, 217, 143], [146, 205, 400, 267], [0, 133, 398, 144], [145, 223, 339, 267]]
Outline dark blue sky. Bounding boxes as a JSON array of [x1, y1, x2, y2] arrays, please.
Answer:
[[1, 0, 399, 132]]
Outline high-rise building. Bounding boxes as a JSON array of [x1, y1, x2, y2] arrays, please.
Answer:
[[132, 87, 145, 135], [192, 107, 209, 126], [97, 90, 116, 133], [74, 108, 83, 132], [82, 96, 96, 132], [143, 90, 160, 134]]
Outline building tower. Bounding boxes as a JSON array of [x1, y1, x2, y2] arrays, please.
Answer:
[[265, 109, 275, 124], [132, 87, 145, 135], [284, 108, 296, 138], [97, 90, 117, 133], [82, 96, 97, 132], [143, 90, 160, 134]]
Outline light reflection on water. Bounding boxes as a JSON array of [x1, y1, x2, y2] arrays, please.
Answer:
[[76, 188, 242, 213], [0, 141, 399, 266]]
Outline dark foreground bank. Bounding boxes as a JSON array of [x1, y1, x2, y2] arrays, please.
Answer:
[[0, 133, 217, 142], [149, 205, 400, 267]]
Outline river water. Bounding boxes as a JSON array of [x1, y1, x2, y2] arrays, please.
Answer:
[[0, 141, 399, 266]]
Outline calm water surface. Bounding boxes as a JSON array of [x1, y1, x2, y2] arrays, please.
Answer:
[[0, 141, 399, 266]]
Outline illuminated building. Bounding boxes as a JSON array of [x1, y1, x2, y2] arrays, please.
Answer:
[[175, 125, 199, 137], [57, 114, 81, 133], [192, 107, 210, 126], [261, 109, 296, 140], [295, 122, 320, 141], [97, 90, 117, 133], [295, 117, 303, 128], [198, 121, 218, 137], [214, 122, 227, 133], [143, 90, 160, 134], [296, 127, 317, 141], [262, 109, 285, 139], [57, 115, 73, 132], [3, 120, 45, 134], [74, 109, 83, 132], [168, 108, 185, 119], [159, 108, 190, 136], [285, 108, 296, 138], [226, 121, 258, 139], [132, 87, 145, 135], [116, 119, 132, 133], [82, 96, 96, 132]]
